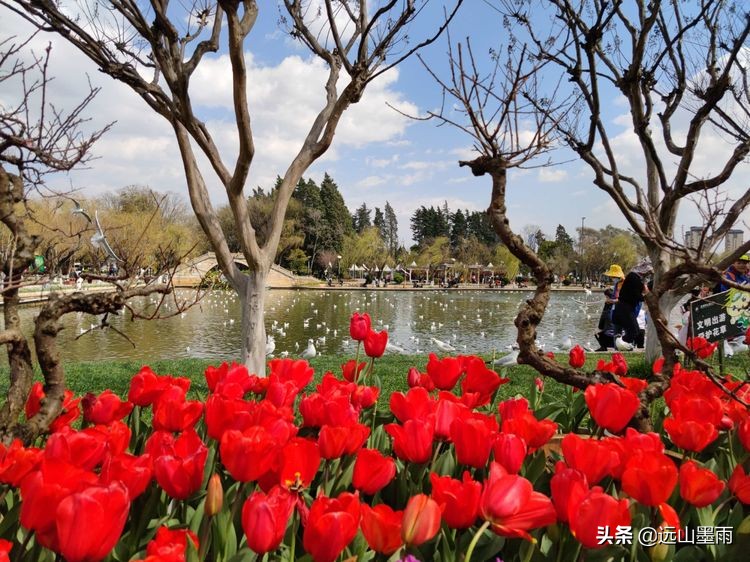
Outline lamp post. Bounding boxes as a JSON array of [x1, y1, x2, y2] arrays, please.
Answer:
[[337, 255, 342, 278]]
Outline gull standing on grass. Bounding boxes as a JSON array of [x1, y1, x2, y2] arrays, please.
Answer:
[[301, 339, 317, 359]]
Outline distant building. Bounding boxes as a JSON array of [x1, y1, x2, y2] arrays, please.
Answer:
[[684, 226, 704, 250], [683, 226, 744, 253], [726, 229, 744, 253]]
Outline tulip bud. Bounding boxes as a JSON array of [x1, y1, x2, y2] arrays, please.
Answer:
[[205, 474, 223, 516], [401, 494, 441, 546], [649, 542, 670, 562]]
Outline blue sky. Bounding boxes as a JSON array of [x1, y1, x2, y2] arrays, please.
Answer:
[[1, 1, 745, 247]]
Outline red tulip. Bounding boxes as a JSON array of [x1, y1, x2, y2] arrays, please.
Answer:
[[621, 453, 678, 506], [145, 526, 199, 559], [561, 433, 620, 484], [385, 418, 435, 464], [56, 482, 130, 562], [352, 448, 396, 495], [461, 356, 507, 405], [569, 487, 631, 549], [434, 394, 470, 440], [152, 385, 203, 432], [279, 437, 320, 489], [303, 492, 361, 562], [100, 453, 153, 500], [242, 486, 295, 554], [679, 461, 724, 507], [81, 390, 133, 425], [0, 439, 42, 486], [430, 471, 481, 529], [739, 417, 750, 453], [479, 462, 556, 541], [0, 540, 10, 562], [205, 361, 254, 397], [407, 367, 422, 388], [687, 336, 719, 359], [611, 353, 628, 376], [349, 312, 371, 341], [351, 384, 379, 409], [492, 433, 527, 474], [25, 382, 81, 432], [318, 423, 370, 459], [220, 426, 280, 483], [663, 417, 719, 452], [426, 353, 464, 390], [730, 465, 750, 504], [550, 461, 589, 523], [568, 345, 585, 368], [390, 387, 436, 423], [364, 329, 388, 358], [205, 394, 256, 440], [499, 400, 557, 452], [127, 367, 189, 407], [268, 358, 314, 390], [584, 383, 640, 433], [148, 429, 208, 500], [341, 359, 367, 382], [401, 494, 442, 546], [20, 460, 99, 551], [44, 427, 109, 472], [360, 503, 403, 555], [450, 413, 497, 468]]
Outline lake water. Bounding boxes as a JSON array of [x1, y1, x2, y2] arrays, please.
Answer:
[[10, 288, 612, 362]]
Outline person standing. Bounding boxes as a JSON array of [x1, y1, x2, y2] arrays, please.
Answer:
[[717, 254, 750, 292], [612, 259, 653, 345]]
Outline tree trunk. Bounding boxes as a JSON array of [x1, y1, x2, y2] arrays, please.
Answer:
[[239, 268, 268, 375]]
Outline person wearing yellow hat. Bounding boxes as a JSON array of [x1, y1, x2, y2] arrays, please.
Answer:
[[603, 264, 625, 302], [717, 254, 750, 292]]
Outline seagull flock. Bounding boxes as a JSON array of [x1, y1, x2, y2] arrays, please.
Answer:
[[64, 288, 704, 363]]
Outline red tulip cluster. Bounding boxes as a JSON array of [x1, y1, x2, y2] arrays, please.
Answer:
[[1, 312, 749, 562]]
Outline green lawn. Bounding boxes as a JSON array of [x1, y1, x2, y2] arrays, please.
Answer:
[[3, 350, 745, 410]]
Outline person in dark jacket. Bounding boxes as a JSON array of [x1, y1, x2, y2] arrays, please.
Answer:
[[612, 259, 653, 345]]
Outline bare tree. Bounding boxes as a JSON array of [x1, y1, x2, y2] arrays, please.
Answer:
[[505, 0, 750, 364], [2, 0, 464, 374], [0, 36, 180, 443], [416, 36, 624, 403]]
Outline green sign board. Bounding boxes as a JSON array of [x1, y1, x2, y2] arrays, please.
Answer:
[[690, 289, 749, 342]]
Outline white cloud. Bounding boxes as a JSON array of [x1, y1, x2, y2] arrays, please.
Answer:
[[356, 175, 386, 188], [538, 168, 568, 183]]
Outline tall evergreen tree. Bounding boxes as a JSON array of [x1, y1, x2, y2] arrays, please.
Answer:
[[555, 224, 575, 256], [319, 173, 352, 251], [353, 203, 372, 234], [450, 209, 468, 249], [373, 207, 386, 240], [384, 201, 398, 255]]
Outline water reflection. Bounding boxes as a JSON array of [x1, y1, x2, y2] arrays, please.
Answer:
[[10, 289, 607, 362]]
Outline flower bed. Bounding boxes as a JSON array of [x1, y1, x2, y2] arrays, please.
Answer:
[[0, 313, 748, 561]]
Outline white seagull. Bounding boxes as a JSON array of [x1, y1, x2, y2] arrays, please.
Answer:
[[559, 334, 573, 351], [301, 339, 317, 359], [71, 198, 92, 223], [265, 335, 276, 357], [493, 349, 519, 367], [431, 337, 456, 353], [91, 210, 121, 262], [615, 336, 634, 351]]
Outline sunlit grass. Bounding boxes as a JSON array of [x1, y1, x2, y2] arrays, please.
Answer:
[[2, 350, 746, 411]]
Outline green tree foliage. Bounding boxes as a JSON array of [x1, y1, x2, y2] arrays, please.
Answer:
[[384, 202, 399, 256], [450, 209, 467, 249], [341, 227, 388, 269], [318, 173, 352, 252], [373, 207, 385, 240], [352, 203, 372, 234]]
